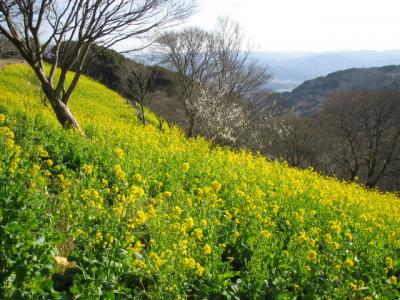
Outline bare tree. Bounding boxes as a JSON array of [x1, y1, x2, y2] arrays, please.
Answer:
[[157, 27, 216, 136], [212, 17, 271, 103], [122, 62, 156, 126], [319, 90, 400, 188], [157, 18, 271, 138], [0, 0, 194, 129]]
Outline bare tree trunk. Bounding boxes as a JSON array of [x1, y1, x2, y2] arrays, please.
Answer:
[[188, 117, 196, 137], [50, 99, 80, 129], [41, 83, 81, 129]]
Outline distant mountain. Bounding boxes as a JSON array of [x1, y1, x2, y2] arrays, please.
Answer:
[[255, 50, 400, 91], [279, 64, 400, 115]]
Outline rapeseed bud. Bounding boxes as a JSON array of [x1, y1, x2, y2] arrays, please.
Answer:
[[344, 258, 355, 268], [29, 164, 41, 176], [193, 228, 203, 240], [345, 231, 353, 241], [211, 180, 222, 192], [307, 250, 317, 261], [133, 173, 142, 183], [114, 164, 126, 182], [82, 164, 94, 175], [5, 138, 14, 150], [389, 275, 397, 285], [36, 145, 48, 158], [172, 206, 182, 217], [182, 162, 190, 172], [261, 230, 272, 239], [185, 217, 194, 229], [203, 244, 212, 256], [330, 221, 342, 234], [133, 259, 145, 269], [386, 257, 394, 269], [114, 147, 124, 158], [182, 257, 196, 269]]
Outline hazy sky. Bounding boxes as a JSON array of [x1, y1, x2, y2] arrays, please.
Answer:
[[184, 0, 400, 52]]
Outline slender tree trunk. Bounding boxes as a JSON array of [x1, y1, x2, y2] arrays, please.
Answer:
[[49, 98, 81, 129], [39, 78, 81, 130], [188, 117, 195, 137]]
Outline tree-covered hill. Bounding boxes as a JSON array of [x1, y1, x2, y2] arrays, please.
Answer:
[[281, 65, 400, 115]]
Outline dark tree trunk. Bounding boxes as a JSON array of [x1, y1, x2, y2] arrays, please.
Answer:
[[40, 79, 81, 130], [50, 99, 81, 129]]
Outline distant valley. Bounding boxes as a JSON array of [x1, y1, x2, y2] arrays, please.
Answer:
[[255, 50, 400, 91]]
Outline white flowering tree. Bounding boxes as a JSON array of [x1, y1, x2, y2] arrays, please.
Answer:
[[193, 86, 248, 146]]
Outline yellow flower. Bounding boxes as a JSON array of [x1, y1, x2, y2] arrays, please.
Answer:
[[114, 147, 124, 159], [81, 189, 103, 209], [307, 250, 317, 261], [329, 221, 342, 234], [334, 264, 341, 272], [261, 230, 272, 239], [196, 264, 205, 276], [182, 162, 190, 172], [114, 164, 126, 182], [182, 258, 204, 276], [133, 259, 145, 269], [345, 231, 353, 241], [163, 191, 172, 198], [95, 231, 103, 244], [132, 241, 145, 253], [0, 114, 5, 123], [133, 210, 148, 226], [57, 174, 70, 190], [185, 217, 195, 229], [45, 159, 54, 167], [203, 244, 212, 256], [5, 138, 15, 150], [82, 164, 94, 175], [386, 257, 394, 269], [182, 257, 197, 269], [298, 231, 308, 242], [29, 164, 41, 176], [389, 275, 397, 285], [194, 188, 203, 196], [133, 173, 142, 183], [211, 180, 222, 192], [36, 145, 48, 158], [344, 258, 354, 268], [193, 228, 203, 240], [172, 206, 182, 217]]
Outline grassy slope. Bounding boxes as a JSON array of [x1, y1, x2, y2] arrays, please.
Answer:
[[0, 64, 399, 298]]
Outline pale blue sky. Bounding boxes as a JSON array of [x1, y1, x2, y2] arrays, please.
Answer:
[[183, 0, 400, 52]]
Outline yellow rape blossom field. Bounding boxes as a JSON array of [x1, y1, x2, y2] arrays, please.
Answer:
[[0, 64, 399, 299]]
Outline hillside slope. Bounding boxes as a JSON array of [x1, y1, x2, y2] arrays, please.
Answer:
[[280, 64, 400, 115], [1, 64, 399, 299]]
